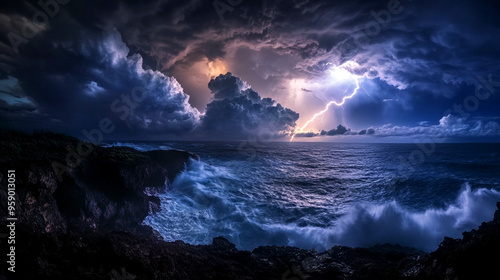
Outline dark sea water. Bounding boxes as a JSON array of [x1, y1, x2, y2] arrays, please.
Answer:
[[106, 142, 500, 252]]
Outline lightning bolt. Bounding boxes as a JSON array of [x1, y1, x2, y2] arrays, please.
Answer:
[[290, 78, 360, 141]]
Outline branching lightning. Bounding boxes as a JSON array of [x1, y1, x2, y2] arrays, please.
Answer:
[[290, 78, 361, 141]]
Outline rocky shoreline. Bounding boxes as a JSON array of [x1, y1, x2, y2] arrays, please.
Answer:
[[1, 131, 499, 279]]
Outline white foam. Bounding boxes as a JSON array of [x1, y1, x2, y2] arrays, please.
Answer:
[[144, 159, 500, 252], [326, 184, 500, 251]]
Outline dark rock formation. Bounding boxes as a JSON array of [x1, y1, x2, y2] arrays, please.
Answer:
[[0, 130, 499, 279], [0, 130, 197, 237], [418, 201, 500, 280]]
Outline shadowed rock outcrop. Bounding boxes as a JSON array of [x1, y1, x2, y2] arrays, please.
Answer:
[[0, 130, 197, 237]]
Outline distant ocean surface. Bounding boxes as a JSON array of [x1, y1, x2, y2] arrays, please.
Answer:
[[105, 142, 500, 252]]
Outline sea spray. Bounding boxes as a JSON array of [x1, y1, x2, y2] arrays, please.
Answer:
[[329, 185, 500, 251], [108, 142, 500, 252], [145, 157, 500, 252]]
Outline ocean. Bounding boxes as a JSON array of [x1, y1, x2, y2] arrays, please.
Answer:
[[106, 141, 500, 252]]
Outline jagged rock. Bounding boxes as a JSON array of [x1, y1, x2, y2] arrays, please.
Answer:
[[495, 202, 500, 222], [211, 236, 238, 252]]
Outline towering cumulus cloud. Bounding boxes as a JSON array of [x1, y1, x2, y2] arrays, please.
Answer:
[[82, 32, 202, 134], [201, 73, 299, 139], [3, 30, 200, 137]]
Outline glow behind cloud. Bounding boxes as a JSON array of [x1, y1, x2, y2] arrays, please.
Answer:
[[291, 63, 362, 141]]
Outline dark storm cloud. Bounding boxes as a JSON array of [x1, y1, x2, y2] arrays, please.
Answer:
[[3, 0, 500, 90], [200, 72, 299, 139], [294, 131, 318, 138], [82, 0, 227, 71], [333, 0, 500, 97], [84, 0, 500, 125], [358, 128, 375, 135], [0, 0, 301, 139], [321, 124, 350, 136], [294, 124, 374, 138], [1, 28, 200, 136], [1, 0, 499, 140]]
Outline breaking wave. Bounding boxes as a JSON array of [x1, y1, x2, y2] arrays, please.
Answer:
[[144, 159, 500, 252]]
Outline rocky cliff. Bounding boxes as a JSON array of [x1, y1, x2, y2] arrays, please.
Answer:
[[0, 131, 499, 279]]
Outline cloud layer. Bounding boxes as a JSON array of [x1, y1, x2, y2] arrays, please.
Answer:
[[373, 115, 500, 138], [1, 0, 499, 141]]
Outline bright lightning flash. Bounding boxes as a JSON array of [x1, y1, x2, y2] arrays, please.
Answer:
[[290, 65, 362, 141]]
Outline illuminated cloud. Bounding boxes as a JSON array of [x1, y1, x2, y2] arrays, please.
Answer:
[[200, 73, 299, 139], [371, 115, 500, 138], [291, 64, 362, 140]]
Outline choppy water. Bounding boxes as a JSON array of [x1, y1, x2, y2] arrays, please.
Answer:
[[107, 142, 500, 252]]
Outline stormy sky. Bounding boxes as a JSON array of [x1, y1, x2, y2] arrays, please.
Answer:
[[1, 0, 499, 142]]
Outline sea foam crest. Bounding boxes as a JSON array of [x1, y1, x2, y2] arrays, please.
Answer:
[[328, 184, 500, 251], [145, 159, 500, 252]]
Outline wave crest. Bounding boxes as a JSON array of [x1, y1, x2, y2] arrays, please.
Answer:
[[144, 159, 500, 252], [329, 185, 500, 251]]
